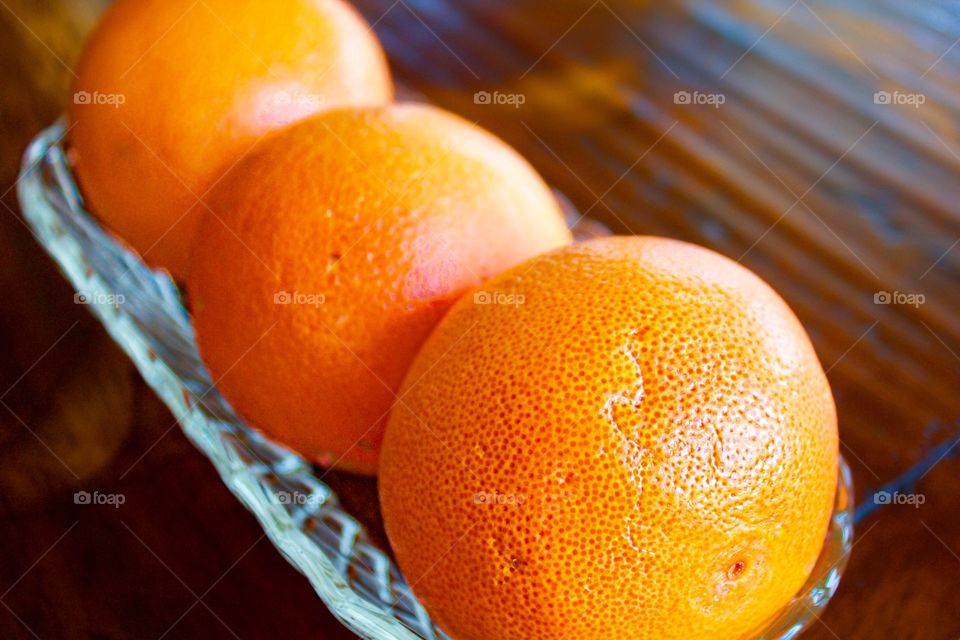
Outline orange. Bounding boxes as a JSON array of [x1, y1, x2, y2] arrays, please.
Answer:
[[68, 0, 393, 278], [188, 103, 573, 475], [379, 236, 839, 639]]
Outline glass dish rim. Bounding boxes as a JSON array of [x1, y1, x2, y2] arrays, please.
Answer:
[[17, 119, 854, 640]]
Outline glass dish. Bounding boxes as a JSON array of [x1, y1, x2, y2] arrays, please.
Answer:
[[18, 120, 853, 640]]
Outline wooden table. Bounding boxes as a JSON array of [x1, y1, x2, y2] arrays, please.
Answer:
[[1, 1, 958, 638]]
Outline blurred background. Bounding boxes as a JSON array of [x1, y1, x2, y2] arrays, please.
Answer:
[[2, 0, 958, 637]]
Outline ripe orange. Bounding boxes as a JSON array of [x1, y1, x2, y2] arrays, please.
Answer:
[[68, 0, 393, 278], [188, 103, 573, 475], [379, 236, 839, 639]]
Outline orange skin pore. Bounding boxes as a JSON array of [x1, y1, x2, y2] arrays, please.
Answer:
[[68, 0, 394, 278], [379, 236, 839, 640], [188, 103, 573, 475]]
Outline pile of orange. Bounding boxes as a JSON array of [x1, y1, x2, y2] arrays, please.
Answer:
[[69, 2, 840, 638]]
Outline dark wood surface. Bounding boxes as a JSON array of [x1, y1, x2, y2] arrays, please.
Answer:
[[1, 1, 959, 639], [0, 1, 361, 637]]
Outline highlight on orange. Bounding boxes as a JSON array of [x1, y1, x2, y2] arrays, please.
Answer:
[[188, 103, 573, 475], [68, 0, 394, 278], [379, 235, 839, 640]]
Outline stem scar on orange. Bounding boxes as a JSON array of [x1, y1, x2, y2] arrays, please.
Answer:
[[379, 235, 839, 640], [68, 0, 394, 279], [188, 103, 573, 475]]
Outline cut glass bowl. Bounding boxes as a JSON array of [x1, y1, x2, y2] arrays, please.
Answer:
[[18, 120, 853, 640]]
